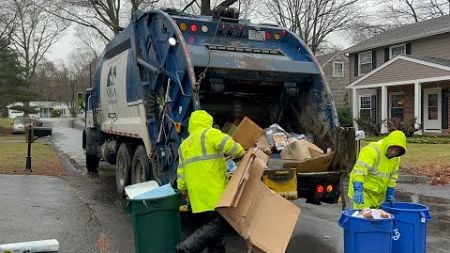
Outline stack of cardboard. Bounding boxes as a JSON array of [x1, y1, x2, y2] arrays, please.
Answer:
[[216, 149, 301, 253]]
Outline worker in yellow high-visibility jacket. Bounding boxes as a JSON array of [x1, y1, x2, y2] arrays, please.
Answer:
[[176, 110, 244, 253], [348, 130, 407, 209]]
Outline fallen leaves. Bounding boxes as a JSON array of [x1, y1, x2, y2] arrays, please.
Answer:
[[407, 165, 450, 185], [96, 233, 111, 253]]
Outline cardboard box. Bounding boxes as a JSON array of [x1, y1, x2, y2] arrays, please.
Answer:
[[232, 117, 264, 149], [280, 139, 324, 160], [268, 151, 335, 173], [217, 149, 301, 253]]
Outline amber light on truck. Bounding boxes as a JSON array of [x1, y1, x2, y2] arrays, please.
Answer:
[[274, 33, 280, 40], [327, 184, 334, 193], [179, 22, 187, 31]]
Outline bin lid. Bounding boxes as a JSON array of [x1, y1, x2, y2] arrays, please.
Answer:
[[126, 182, 176, 200]]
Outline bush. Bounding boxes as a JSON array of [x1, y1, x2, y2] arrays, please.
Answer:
[[354, 118, 383, 136], [387, 117, 421, 137], [51, 109, 62, 118], [337, 107, 353, 127]]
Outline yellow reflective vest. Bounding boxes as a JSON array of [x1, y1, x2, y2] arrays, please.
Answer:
[[177, 110, 244, 213], [348, 130, 407, 208]]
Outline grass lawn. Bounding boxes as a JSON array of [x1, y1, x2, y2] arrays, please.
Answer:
[[361, 141, 450, 168], [0, 117, 63, 176]]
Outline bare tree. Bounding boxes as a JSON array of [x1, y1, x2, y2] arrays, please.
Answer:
[[264, 0, 361, 54], [0, 2, 18, 51], [382, 0, 450, 23], [45, 0, 159, 42], [10, 0, 68, 81]]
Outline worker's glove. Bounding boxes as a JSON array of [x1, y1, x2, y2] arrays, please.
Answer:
[[353, 181, 364, 205], [385, 187, 395, 202]]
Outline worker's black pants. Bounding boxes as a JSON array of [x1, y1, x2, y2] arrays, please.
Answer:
[[176, 211, 226, 253]]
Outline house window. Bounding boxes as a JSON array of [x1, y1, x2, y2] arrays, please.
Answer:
[[333, 62, 344, 77], [390, 44, 406, 59], [359, 95, 373, 120], [358, 51, 372, 76], [390, 92, 404, 121], [428, 93, 438, 120]]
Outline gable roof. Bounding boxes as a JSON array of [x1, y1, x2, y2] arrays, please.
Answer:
[[347, 55, 450, 88], [316, 53, 336, 66], [346, 14, 450, 54]]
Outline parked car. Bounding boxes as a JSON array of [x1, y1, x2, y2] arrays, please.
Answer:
[[12, 116, 29, 134], [11, 116, 42, 134]]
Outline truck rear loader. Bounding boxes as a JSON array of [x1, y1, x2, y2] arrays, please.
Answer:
[[83, 8, 355, 204]]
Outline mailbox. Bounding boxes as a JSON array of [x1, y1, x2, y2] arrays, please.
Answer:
[[33, 127, 52, 138]]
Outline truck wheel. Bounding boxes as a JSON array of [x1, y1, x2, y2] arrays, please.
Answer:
[[131, 145, 150, 184], [116, 143, 132, 197], [86, 154, 99, 172]]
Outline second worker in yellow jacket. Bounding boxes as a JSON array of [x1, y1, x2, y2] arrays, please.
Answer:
[[176, 110, 244, 253]]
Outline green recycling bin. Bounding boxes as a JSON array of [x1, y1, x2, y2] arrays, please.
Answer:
[[124, 191, 181, 253]]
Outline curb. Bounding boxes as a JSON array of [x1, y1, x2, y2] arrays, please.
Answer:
[[398, 174, 430, 184]]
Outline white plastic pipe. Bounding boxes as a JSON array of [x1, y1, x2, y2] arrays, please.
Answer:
[[0, 239, 59, 252]]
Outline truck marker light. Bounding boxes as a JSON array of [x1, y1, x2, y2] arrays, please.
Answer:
[[274, 33, 280, 40], [175, 123, 182, 133], [168, 37, 177, 46], [265, 31, 271, 40], [201, 25, 208, 33], [179, 22, 187, 31], [220, 23, 226, 30], [316, 185, 325, 194], [327, 185, 333, 193], [190, 23, 199, 33], [238, 25, 244, 31], [281, 29, 287, 36]]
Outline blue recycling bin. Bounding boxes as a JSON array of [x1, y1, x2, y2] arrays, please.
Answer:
[[381, 202, 432, 253], [339, 210, 394, 253]]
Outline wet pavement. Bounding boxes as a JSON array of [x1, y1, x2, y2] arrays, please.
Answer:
[[13, 118, 450, 252]]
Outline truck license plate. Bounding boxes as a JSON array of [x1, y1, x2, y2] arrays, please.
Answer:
[[248, 30, 265, 41]]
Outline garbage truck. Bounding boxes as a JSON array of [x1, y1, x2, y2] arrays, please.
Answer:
[[82, 8, 355, 204]]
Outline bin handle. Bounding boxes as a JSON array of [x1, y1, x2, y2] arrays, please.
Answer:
[[420, 210, 432, 223], [338, 215, 349, 228]]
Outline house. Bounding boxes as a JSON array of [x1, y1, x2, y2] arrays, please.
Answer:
[[346, 14, 450, 134], [317, 52, 351, 109], [7, 101, 70, 118]]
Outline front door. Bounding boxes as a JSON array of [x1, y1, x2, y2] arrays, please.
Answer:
[[423, 88, 442, 133]]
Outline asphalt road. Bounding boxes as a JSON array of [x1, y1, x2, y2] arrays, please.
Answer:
[[1, 117, 447, 253]]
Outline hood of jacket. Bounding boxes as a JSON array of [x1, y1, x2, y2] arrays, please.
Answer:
[[188, 110, 213, 134], [382, 130, 407, 156]]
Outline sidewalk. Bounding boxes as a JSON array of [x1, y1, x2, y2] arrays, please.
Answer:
[[0, 174, 101, 252]]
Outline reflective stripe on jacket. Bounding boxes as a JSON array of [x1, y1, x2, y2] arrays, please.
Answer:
[[177, 110, 244, 213], [348, 130, 407, 208]]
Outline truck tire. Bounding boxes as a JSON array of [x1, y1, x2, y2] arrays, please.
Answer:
[[131, 145, 150, 184], [86, 154, 99, 172], [116, 143, 132, 197]]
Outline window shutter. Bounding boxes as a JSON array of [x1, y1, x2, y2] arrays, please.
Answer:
[[371, 49, 377, 69], [371, 95, 377, 122], [443, 89, 448, 129], [354, 53, 358, 76], [406, 43, 412, 55], [384, 48, 390, 62]]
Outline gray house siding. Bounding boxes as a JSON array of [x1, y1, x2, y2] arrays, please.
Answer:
[[412, 33, 450, 60], [354, 59, 450, 86], [321, 54, 350, 108]]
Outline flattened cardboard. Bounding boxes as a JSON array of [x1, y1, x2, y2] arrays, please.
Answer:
[[232, 117, 264, 149], [269, 151, 335, 173], [217, 149, 301, 253]]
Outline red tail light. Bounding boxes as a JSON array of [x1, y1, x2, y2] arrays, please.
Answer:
[[316, 185, 325, 194], [265, 31, 271, 40], [190, 23, 199, 33], [281, 29, 287, 36]]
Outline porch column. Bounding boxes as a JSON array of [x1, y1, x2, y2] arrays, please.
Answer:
[[381, 86, 388, 133], [414, 82, 422, 135], [352, 87, 359, 130]]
